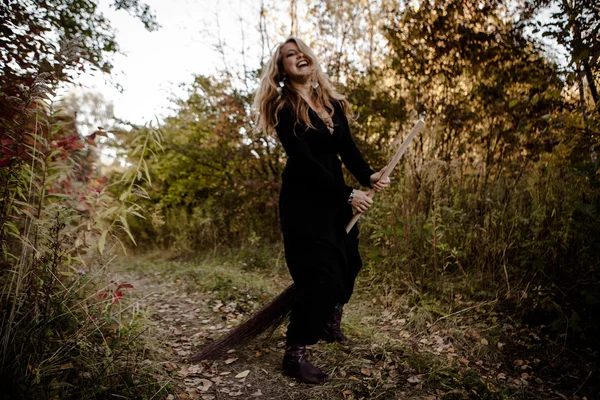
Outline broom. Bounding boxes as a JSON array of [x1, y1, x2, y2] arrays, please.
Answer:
[[190, 117, 426, 362], [189, 284, 298, 361]]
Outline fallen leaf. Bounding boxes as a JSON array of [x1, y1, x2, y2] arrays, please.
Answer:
[[407, 375, 421, 383], [497, 342, 504, 350], [497, 373, 506, 380], [251, 389, 262, 397], [229, 391, 243, 397], [235, 370, 250, 379], [360, 368, 371, 376], [481, 338, 489, 345], [197, 379, 213, 392], [225, 358, 237, 364]]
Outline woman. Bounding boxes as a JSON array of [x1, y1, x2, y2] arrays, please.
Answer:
[[253, 37, 389, 384]]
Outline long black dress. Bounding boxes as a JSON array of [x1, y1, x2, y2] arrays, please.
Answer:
[[275, 100, 375, 345]]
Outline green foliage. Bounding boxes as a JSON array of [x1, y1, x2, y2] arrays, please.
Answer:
[[115, 75, 283, 249], [1, 0, 158, 86], [0, 1, 163, 397]]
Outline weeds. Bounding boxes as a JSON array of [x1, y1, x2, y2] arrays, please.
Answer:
[[0, 40, 164, 397]]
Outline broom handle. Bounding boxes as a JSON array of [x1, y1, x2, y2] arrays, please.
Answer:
[[345, 118, 426, 234]]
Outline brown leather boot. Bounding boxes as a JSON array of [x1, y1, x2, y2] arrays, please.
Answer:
[[282, 343, 331, 384], [321, 307, 349, 344]]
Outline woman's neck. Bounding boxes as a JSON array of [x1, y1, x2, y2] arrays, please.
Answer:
[[290, 79, 312, 101], [291, 79, 322, 111]]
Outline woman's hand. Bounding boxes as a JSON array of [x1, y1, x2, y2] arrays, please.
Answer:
[[370, 167, 391, 193], [351, 189, 373, 213]]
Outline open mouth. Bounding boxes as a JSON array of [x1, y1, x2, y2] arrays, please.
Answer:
[[297, 60, 309, 68]]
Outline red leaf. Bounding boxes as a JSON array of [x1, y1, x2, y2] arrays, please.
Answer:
[[112, 291, 123, 304], [116, 283, 134, 290]]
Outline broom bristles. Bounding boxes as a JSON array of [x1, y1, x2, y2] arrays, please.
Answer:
[[190, 284, 297, 362]]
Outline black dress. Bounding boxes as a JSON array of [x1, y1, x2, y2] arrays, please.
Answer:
[[275, 100, 375, 345]]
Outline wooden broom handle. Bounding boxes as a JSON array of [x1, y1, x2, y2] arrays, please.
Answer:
[[345, 118, 426, 234]]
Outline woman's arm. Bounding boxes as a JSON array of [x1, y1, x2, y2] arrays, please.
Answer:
[[276, 107, 353, 204], [336, 103, 376, 188]]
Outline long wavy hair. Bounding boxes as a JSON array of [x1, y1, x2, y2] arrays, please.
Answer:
[[253, 37, 351, 134]]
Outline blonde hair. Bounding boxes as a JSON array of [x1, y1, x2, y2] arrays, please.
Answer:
[[253, 37, 351, 134]]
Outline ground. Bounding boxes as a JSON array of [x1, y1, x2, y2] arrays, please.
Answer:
[[112, 252, 597, 400]]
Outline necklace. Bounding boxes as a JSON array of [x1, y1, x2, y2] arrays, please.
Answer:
[[315, 108, 334, 134]]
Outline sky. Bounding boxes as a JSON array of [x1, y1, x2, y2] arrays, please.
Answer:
[[73, 0, 276, 126], [69, 0, 565, 130]]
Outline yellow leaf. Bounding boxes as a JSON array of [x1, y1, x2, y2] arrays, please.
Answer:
[[98, 230, 108, 254]]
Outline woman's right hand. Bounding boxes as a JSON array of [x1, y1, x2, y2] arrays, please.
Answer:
[[351, 189, 373, 213]]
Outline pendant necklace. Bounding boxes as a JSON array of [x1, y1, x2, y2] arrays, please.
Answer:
[[316, 108, 334, 134]]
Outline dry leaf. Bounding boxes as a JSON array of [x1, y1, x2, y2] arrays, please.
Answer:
[[407, 375, 421, 383], [197, 379, 213, 392], [481, 338, 489, 345], [251, 389, 263, 397], [360, 368, 371, 376], [235, 370, 250, 379], [225, 357, 237, 364]]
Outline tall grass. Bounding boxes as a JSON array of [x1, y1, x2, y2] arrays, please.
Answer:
[[0, 42, 165, 398]]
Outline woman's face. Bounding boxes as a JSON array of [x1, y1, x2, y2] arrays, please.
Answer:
[[280, 41, 313, 81]]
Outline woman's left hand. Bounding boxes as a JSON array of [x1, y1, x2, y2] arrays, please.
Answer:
[[370, 167, 391, 193]]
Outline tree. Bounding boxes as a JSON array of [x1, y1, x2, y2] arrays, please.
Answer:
[[522, 0, 600, 107], [0, 0, 159, 96]]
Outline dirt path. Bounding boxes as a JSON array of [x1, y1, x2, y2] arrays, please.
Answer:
[[114, 255, 597, 400]]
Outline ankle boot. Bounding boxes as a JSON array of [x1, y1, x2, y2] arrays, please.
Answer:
[[282, 343, 331, 384], [321, 307, 349, 344]]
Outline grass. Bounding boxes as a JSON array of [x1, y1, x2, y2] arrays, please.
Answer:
[[109, 247, 598, 399]]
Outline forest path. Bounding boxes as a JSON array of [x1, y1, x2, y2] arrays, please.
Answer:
[[113, 253, 593, 400]]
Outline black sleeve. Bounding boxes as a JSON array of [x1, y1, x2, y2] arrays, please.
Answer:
[[275, 106, 353, 204], [336, 103, 376, 188]]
